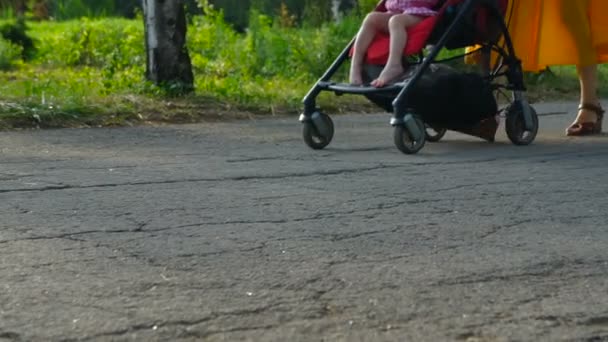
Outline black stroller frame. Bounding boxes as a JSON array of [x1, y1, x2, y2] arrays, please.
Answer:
[[299, 0, 538, 154]]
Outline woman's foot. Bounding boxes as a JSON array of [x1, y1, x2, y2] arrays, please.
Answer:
[[565, 103, 604, 136], [371, 64, 403, 87]]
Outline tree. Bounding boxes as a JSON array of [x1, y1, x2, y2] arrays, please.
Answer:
[[0, 0, 27, 16], [142, 0, 194, 93]]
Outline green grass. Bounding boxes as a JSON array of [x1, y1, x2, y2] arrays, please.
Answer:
[[0, 12, 606, 129]]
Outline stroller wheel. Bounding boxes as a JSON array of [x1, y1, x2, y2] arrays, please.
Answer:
[[425, 124, 447, 142], [505, 102, 538, 146], [394, 115, 426, 154], [303, 112, 334, 150]]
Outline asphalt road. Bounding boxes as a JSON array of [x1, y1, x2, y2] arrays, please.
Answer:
[[1, 101, 607, 342]]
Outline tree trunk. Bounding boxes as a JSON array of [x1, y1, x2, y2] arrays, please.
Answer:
[[332, 0, 357, 21], [142, 0, 194, 93], [331, 0, 341, 21]]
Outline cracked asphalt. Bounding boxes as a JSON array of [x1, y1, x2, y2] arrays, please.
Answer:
[[1, 101, 608, 342]]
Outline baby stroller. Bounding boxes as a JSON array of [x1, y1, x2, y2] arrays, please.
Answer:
[[299, 0, 539, 154]]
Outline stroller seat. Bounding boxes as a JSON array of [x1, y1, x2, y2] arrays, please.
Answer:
[[365, 15, 440, 65], [364, 0, 508, 65]]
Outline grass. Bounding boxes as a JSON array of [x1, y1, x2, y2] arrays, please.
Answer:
[[0, 12, 606, 130]]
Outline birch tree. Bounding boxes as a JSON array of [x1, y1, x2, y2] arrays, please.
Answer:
[[142, 0, 194, 93]]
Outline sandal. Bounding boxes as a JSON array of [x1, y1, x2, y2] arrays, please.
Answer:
[[566, 103, 604, 136]]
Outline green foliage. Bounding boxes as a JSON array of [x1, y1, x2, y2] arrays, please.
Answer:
[[301, 0, 332, 27], [0, 5, 14, 20], [0, 36, 22, 69], [32, 18, 144, 70], [51, 0, 115, 20], [186, 5, 361, 105], [0, 7, 605, 128], [0, 0, 143, 20], [11, 17, 148, 105], [0, 18, 35, 59], [358, 0, 379, 12], [208, 0, 356, 31], [0, 8, 368, 125]]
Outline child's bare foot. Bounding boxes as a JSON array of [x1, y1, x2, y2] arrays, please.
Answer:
[[349, 67, 363, 85], [371, 64, 403, 87]]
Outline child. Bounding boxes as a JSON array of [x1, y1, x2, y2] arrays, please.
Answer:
[[349, 0, 439, 87]]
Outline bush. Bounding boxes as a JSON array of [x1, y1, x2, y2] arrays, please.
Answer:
[[0, 6, 604, 129], [188, 7, 358, 79], [20, 18, 147, 95], [0, 19, 35, 59], [32, 18, 144, 69], [357, 0, 378, 11], [0, 36, 22, 69], [186, 6, 360, 106], [51, 0, 115, 20]]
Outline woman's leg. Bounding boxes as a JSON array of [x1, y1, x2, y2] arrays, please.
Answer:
[[371, 14, 422, 87], [559, 0, 604, 134], [349, 12, 394, 85], [580, 64, 600, 103], [574, 64, 601, 122], [565, 64, 603, 135]]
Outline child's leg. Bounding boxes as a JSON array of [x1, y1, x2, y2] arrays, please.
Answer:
[[349, 12, 394, 85], [372, 14, 423, 87]]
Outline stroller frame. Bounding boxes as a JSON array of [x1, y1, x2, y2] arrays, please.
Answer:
[[299, 0, 538, 154]]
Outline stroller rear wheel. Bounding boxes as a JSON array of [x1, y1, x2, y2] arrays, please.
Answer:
[[394, 114, 426, 154], [425, 124, 447, 142], [505, 102, 538, 146], [303, 112, 334, 150]]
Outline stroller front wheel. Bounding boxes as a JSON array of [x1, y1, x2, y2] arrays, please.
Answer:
[[303, 112, 334, 150], [505, 103, 539, 146], [394, 115, 426, 154]]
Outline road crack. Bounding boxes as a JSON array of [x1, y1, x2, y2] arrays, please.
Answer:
[[0, 331, 21, 341], [0, 164, 403, 194], [69, 303, 285, 341]]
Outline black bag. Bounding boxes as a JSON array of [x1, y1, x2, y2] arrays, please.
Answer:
[[407, 64, 497, 129]]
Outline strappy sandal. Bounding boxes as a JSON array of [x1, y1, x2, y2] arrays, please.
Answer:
[[566, 103, 605, 136]]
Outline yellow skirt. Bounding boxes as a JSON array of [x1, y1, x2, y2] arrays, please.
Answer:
[[466, 0, 608, 71]]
